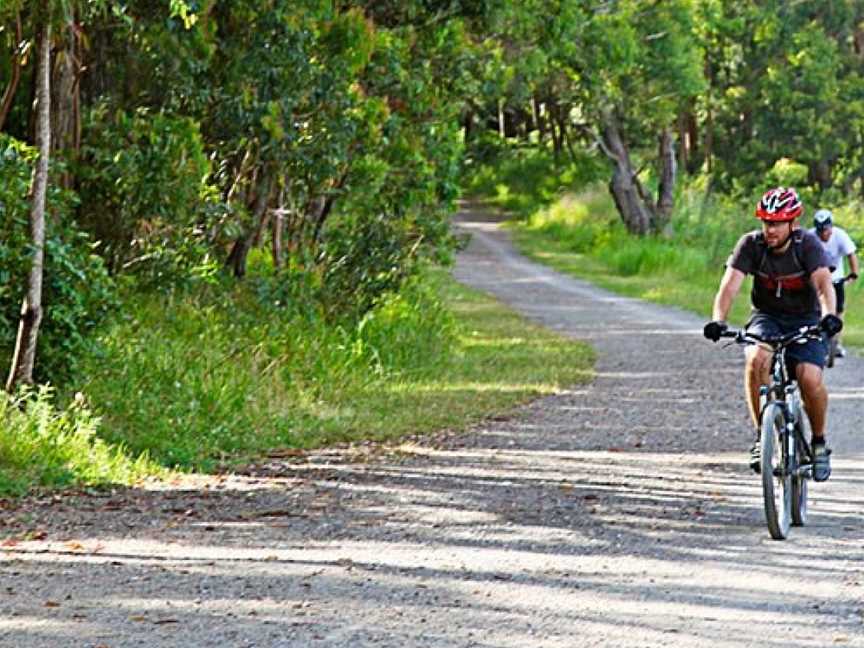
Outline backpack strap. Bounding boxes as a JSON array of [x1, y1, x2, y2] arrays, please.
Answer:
[[754, 230, 805, 274], [754, 230, 807, 299]]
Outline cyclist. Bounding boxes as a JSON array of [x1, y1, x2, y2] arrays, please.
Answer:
[[703, 187, 842, 481], [810, 209, 858, 357]]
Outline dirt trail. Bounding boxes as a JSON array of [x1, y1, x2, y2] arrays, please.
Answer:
[[2, 204, 863, 647]]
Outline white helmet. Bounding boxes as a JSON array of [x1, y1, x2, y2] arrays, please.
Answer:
[[814, 209, 833, 231]]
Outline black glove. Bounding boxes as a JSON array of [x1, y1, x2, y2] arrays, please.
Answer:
[[820, 314, 843, 338], [703, 320, 728, 342]]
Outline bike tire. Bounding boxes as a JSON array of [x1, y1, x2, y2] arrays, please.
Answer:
[[827, 336, 837, 368], [791, 410, 812, 526], [761, 403, 792, 540]]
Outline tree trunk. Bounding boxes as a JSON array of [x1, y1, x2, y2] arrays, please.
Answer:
[[7, 16, 51, 391], [549, 102, 563, 160], [808, 160, 833, 191], [227, 174, 271, 279], [51, 16, 83, 188], [462, 109, 473, 144], [532, 95, 546, 146], [655, 129, 677, 229], [0, 12, 23, 132], [599, 114, 653, 236], [271, 202, 284, 270]]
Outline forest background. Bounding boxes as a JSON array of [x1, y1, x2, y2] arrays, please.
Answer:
[[3, 0, 864, 495]]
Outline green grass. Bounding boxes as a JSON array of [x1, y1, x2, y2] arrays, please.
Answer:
[[68, 268, 593, 472], [337, 274, 595, 439], [0, 386, 161, 496]]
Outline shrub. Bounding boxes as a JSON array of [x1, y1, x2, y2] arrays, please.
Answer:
[[0, 386, 156, 496], [76, 105, 221, 286], [0, 134, 117, 383]]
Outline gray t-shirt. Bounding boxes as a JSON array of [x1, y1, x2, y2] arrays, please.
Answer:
[[727, 229, 830, 316]]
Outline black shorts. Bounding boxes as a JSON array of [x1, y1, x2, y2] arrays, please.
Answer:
[[746, 312, 827, 370], [834, 280, 846, 314]]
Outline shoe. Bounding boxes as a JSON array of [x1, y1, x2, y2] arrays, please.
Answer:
[[813, 442, 832, 482], [749, 438, 761, 474], [835, 345, 846, 358]]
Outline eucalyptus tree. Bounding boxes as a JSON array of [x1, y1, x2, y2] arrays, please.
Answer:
[[581, 0, 704, 234], [489, 0, 704, 234], [695, 0, 864, 195], [6, 0, 51, 390]]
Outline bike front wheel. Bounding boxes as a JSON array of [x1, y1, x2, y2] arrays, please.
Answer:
[[827, 335, 838, 368], [761, 402, 792, 540]]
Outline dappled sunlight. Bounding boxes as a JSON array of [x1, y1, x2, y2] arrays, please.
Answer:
[[4, 441, 864, 646], [386, 381, 566, 394], [827, 386, 864, 401]]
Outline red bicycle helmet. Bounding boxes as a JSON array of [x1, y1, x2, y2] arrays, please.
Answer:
[[755, 187, 803, 221]]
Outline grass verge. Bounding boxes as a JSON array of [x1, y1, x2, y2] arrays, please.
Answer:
[[0, 386, 162, 497], [65, 268, 593, 473]]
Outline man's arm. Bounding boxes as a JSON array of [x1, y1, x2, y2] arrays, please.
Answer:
[[812, 266, 837, 316], [847, 252, 859, 280], [711, 266, 746, 321]]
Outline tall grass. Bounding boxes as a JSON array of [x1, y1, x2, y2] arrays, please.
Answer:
[[0, 387, 159, 496], [71, 267, 594, 472]]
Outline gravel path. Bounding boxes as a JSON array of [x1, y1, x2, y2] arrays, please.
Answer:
[[2, 204, 863, 647]]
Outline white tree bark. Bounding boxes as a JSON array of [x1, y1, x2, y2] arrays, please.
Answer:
[[7, 17, 51, 391]]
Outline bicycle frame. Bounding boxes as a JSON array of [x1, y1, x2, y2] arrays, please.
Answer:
[[759, 343, 814, 479], [718, 324, 822, 538]]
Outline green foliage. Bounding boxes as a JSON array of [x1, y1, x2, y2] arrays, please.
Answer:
[[768, 158, 809, 189], [75, 106, 219, 284], [75, 267, 455, 469], [465, 146, 607, 218], [0, 386, 158, 496], [70, 266, 591, 472], [0, 134, 118, 383]]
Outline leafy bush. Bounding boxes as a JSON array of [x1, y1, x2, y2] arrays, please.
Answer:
[[464, 146, 607, 219], [76, 105, 221, 285], [0, 134, 117, 383], [0, 386, 157, 496]]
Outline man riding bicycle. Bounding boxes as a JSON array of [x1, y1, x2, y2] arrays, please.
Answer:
[[703, 187, 842, 482], [810, 209, 859, 357]]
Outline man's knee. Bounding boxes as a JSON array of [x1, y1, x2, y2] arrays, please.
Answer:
[[796, 363, 825, 395], [745, 347, 772, 376]]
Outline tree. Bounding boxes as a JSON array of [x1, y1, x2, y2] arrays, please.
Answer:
[[7, 0, 50, 391]]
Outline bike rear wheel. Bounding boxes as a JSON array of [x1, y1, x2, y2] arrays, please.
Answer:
[[791, 412, 812, 526], [761, 403, 792, 540]]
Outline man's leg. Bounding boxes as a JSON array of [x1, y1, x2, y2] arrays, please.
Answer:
[[797, 362, 828, 440], [744, 345, 772, 427], [796, 361, 831, 481], [836, 311, 846, 355], [744, 345, 772, 472], [834, 281, 846, 354]]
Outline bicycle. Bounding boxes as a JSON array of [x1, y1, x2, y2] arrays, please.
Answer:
[[720, 325, 823, 540], [826, 272, 856, 368]]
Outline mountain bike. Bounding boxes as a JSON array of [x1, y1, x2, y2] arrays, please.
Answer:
[[826, 273, 856, 368], [720, 325, 823, 540]]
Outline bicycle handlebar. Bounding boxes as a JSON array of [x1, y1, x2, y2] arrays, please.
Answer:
[[719, 325, 822, 348]]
